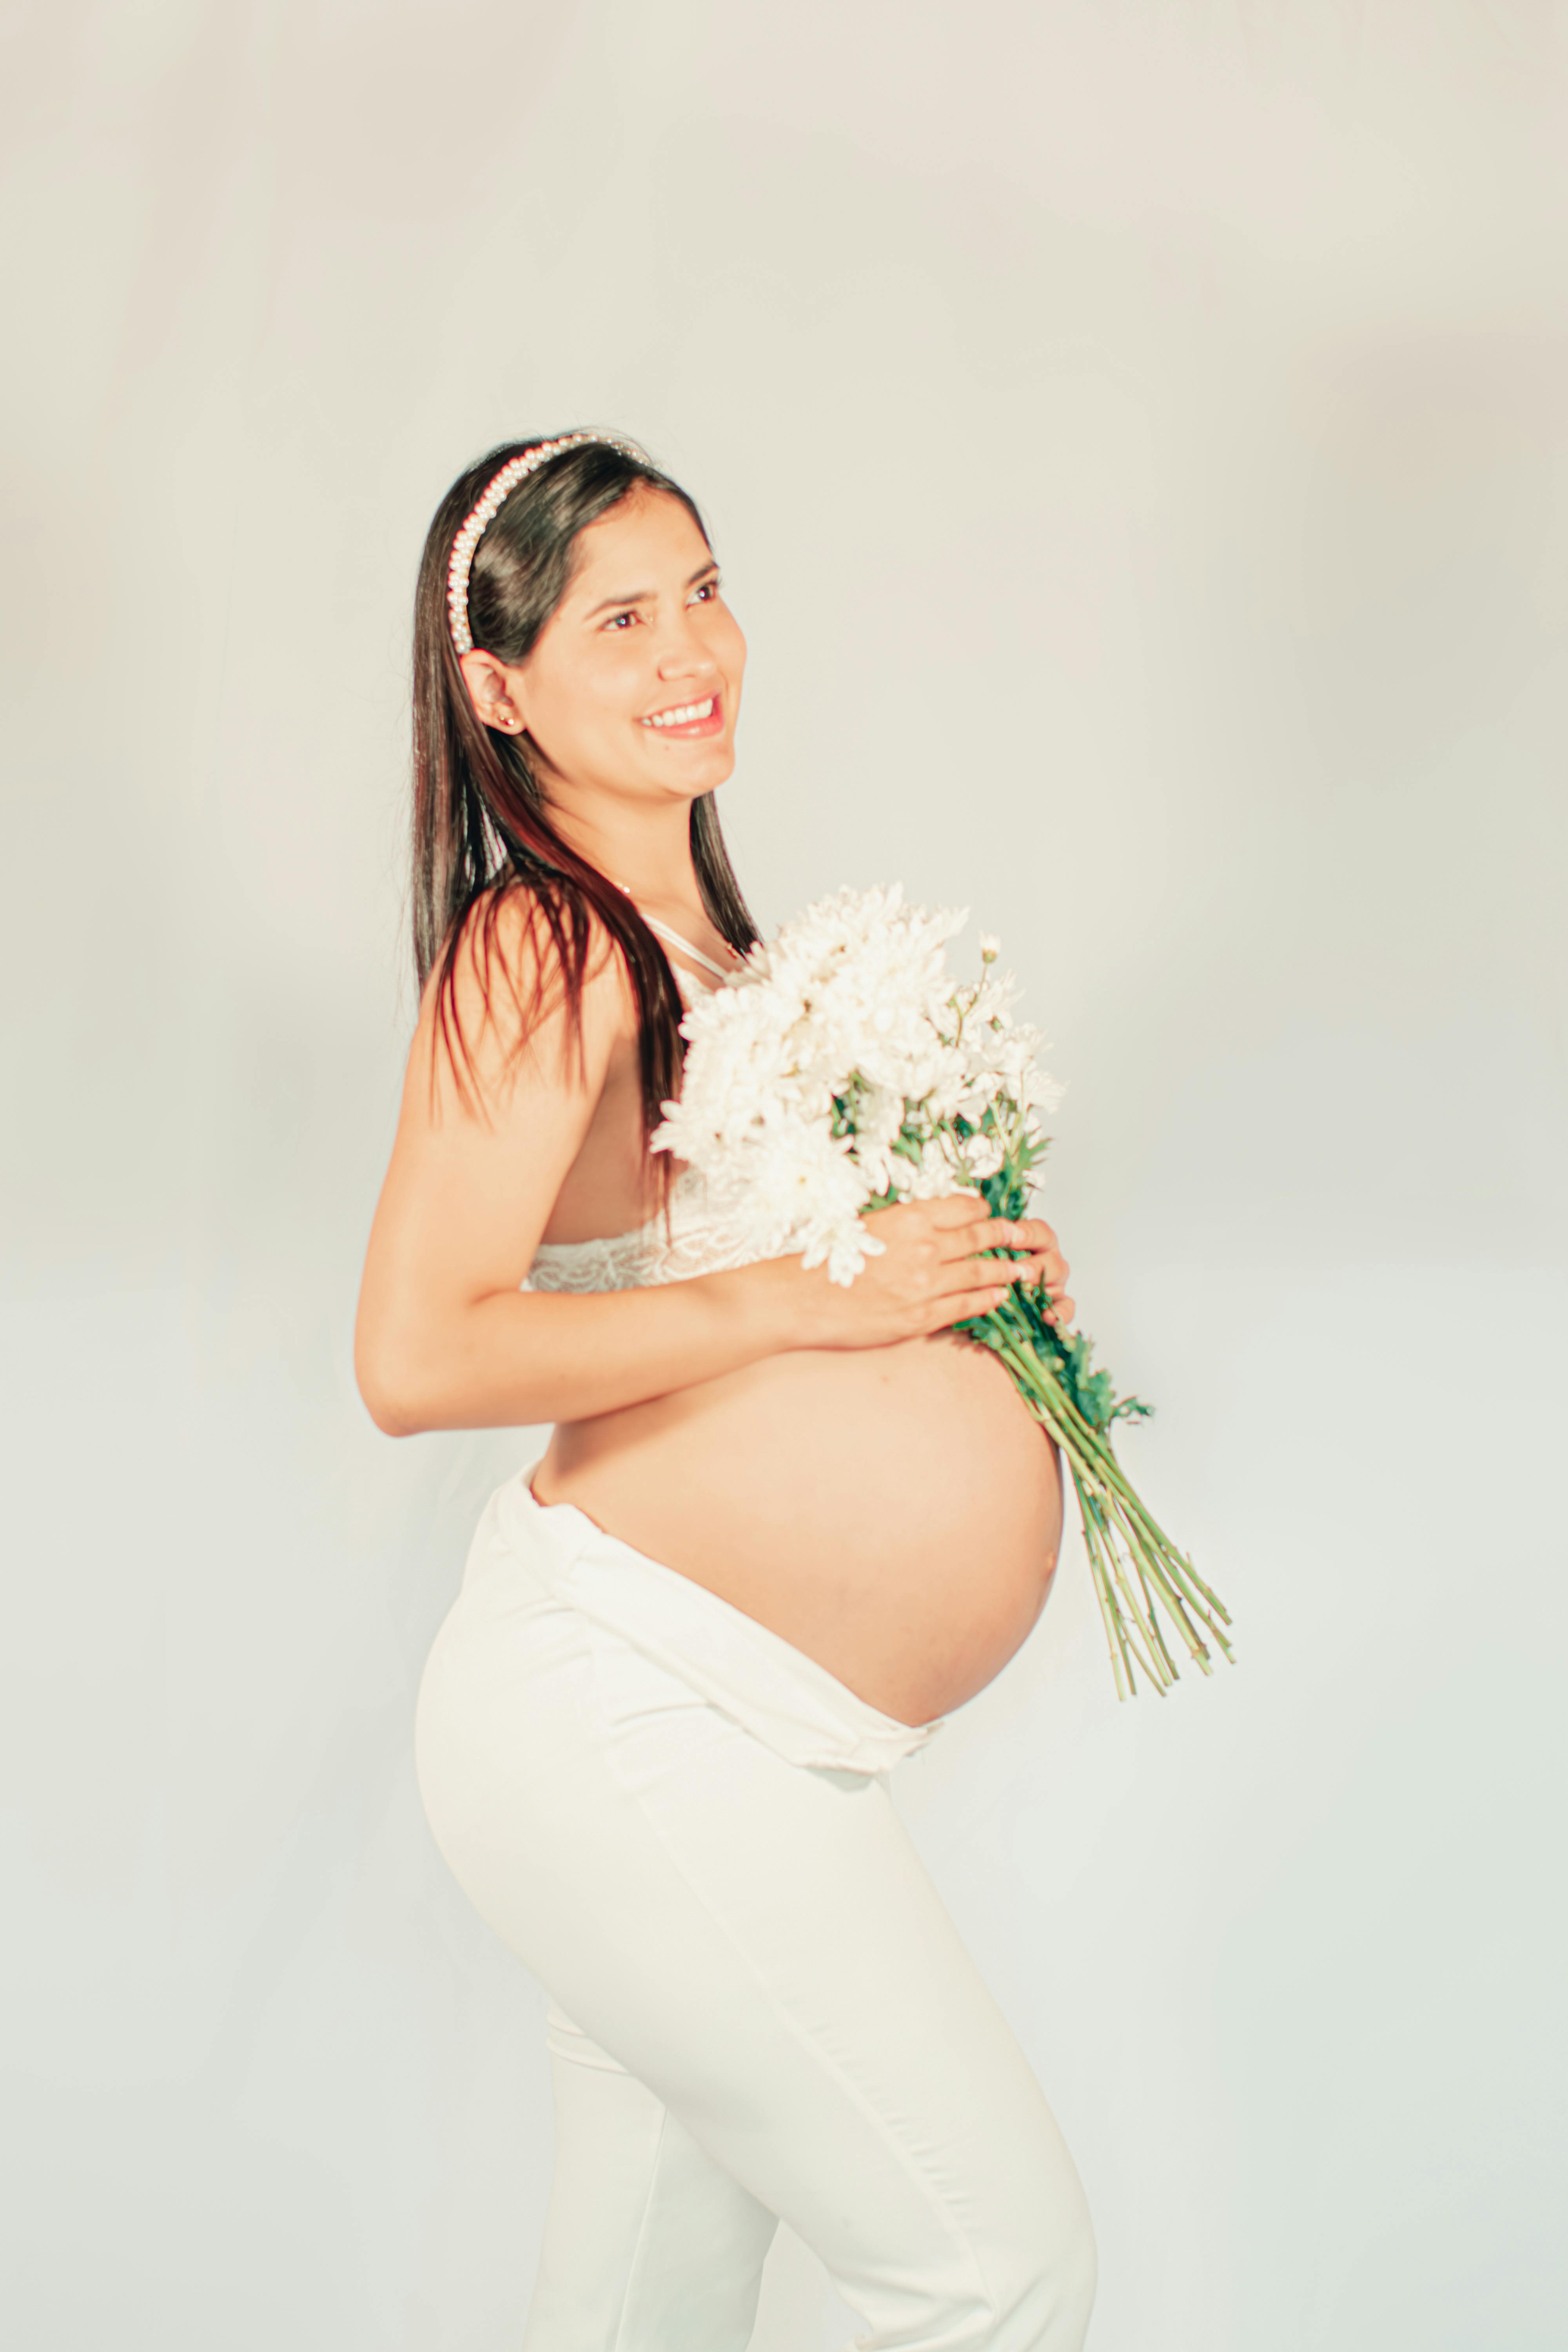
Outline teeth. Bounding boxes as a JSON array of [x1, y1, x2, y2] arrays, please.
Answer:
[[643, 697, 715, 728]]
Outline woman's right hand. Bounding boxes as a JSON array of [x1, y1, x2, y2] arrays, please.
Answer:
[[768, 1194, 1074, 1351]]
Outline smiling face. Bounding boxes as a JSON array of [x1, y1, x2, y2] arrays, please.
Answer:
[[467, 486, 747, 820]]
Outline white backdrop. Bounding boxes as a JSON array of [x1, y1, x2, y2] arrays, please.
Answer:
[[3, 4, 1565, 2346]]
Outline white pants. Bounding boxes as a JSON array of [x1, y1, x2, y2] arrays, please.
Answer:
[[415, 1467, 1096, 2352]]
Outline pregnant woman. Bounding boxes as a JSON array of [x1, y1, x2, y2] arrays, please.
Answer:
[[356, 433, 1098, 2350]]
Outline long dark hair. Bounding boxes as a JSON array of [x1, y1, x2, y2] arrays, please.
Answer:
[[411, 434, 757, 1150]]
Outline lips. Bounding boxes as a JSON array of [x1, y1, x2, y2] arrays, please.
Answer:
[[640, 693, 723, 738]]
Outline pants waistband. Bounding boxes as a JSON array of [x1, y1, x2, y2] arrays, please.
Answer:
[[483, 1464, 940, 1777]]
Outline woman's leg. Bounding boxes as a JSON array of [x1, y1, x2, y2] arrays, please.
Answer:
[[523, 2008, 778, 2352], [419, 1586, 1096, 2351]]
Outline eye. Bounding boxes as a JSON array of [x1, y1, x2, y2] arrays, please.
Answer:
[[690, 576, 721, 604], [602, 609, 640, 631]]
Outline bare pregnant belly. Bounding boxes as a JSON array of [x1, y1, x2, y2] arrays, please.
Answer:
[[531, 1334, 1063, 1726]]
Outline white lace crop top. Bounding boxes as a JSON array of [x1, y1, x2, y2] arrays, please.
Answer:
[[524, 908, 761, 1297], [526, 1163, 764, 1294]]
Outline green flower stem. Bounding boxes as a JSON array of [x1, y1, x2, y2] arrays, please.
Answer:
[[1069, 1459, 1158, 1697], [1083, 1445, 1230, 1628], [1079, 1472, 1170, 1671], [971, 1312, 1233, 1697], [993, 1324, 1233, 1646], [1106, 1541, 1172, 1687], [864, 1088, 1232, 1699], [1014, 1382, 1172, 1695], [1100, 1478, 1231, 1655], [1105, 1481, 1229, 1662], [1071, 1469, 1139, 1701], [1086, 1470, 1224, 1669], [1130, 1544, 1181, 1683], [1076, 1488, 1148, 1700], [1089, 1505, 1182, 1685]]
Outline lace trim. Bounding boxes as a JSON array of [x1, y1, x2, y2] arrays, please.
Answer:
[[526, 1169, 763, 1294]]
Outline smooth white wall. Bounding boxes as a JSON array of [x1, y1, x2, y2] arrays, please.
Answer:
[[3, 4, 1564, 2346]]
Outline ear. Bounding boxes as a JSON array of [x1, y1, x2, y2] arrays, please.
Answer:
[[458, 649, 528, 737]]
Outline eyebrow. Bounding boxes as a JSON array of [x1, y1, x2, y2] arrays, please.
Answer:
[[581, 559, 718, 621]]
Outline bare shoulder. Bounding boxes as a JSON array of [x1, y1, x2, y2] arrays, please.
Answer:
[[412, 882, 634, 1122]]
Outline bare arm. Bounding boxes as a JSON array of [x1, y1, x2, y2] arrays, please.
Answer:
[[354, 904, 1072, 1437]]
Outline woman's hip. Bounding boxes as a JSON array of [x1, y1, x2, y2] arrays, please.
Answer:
[[417, 1461, 938, 1787], [414, 1463, 932, 1960], [414, 1475, 908, 2039]]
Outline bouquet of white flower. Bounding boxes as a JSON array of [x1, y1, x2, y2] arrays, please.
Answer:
[[653, 884, 1234, 1700]]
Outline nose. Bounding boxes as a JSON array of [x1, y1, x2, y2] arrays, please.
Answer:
[[655, 608, 720, 682]]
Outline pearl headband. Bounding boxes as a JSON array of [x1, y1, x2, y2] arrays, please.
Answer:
[[446, 431, 650, 655]]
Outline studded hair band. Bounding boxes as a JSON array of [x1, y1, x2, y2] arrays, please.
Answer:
[[445, 431, 650, 655]]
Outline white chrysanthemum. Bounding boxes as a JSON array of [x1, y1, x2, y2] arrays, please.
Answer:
[[653, 886, 1060, 1283]]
